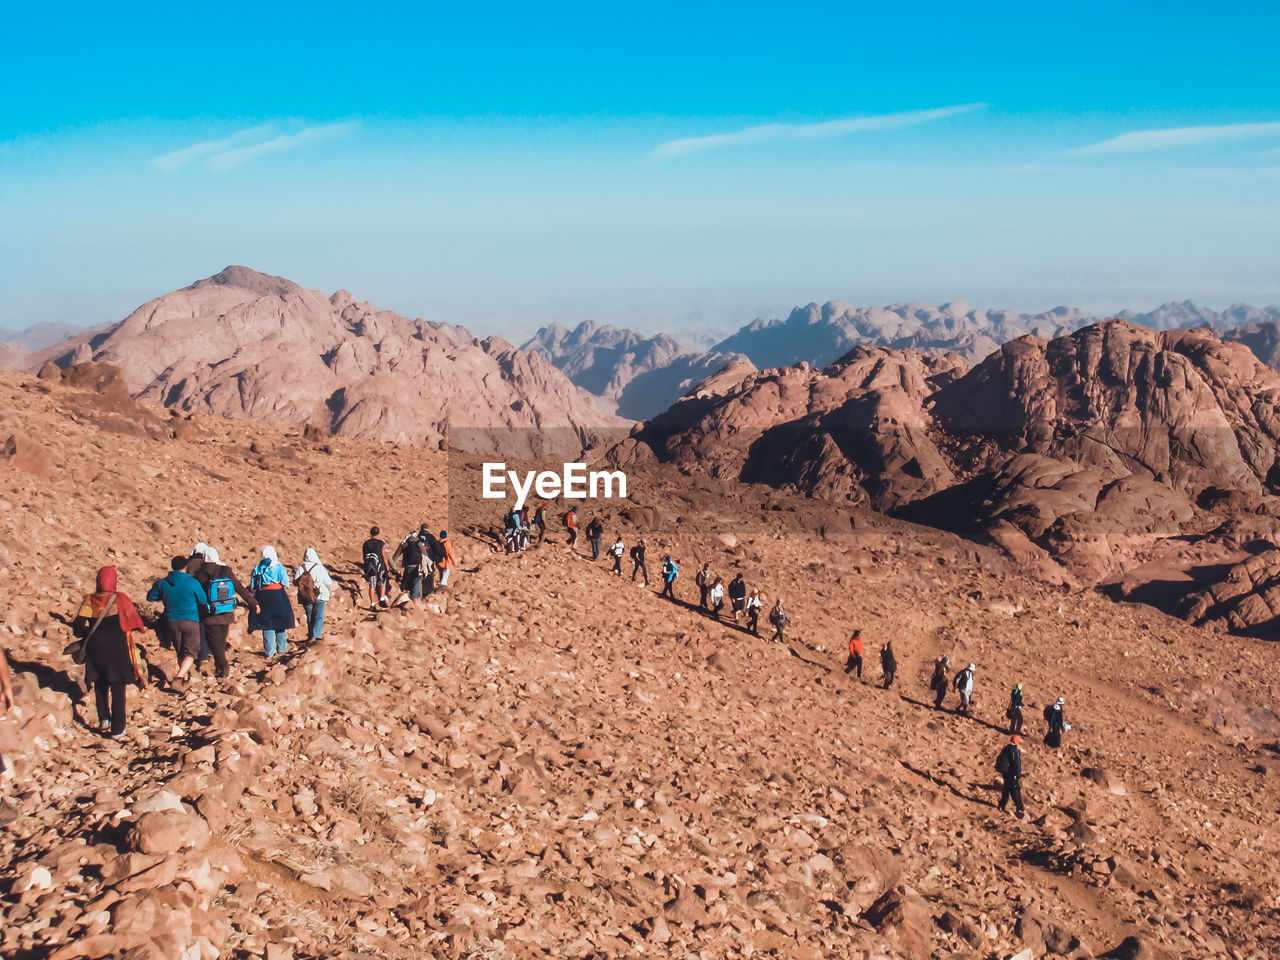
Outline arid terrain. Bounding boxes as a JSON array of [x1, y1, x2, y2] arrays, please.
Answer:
[[2, 365, 1279, 959]]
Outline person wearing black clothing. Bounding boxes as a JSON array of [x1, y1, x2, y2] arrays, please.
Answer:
[[586, 518, 604, 560], [421, 527, 443, 595], [191, 547, 257, 679], [929, 656, 950, 709], [1044, 697, 1067, 748], [696, 563, 713, 610], [397, 531, 426, 597], [996, 736, 1025, 816], [880, 640, 897, 689], [728, 574, 747, 622], [1007, 683, 1025, 735], [362, 526, 396, 609], [630, 539, 649, 585]]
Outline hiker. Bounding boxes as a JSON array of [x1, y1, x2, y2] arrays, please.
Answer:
[[422, 527, 445, 593], [844, 629, 864, 679], [610, 533, 625, 575], [394, 528, 427, 595], [995, 736, 1026, 817], [502, 509, 522, 554], [437, 531, 457, 586], [745, 588, 762, 635], [191, 546, 256, 679], [295, 548, 335, 641], [565, 507, 579, 547], [953, 663, 976, 714], [0, 646, 11, 717], [709, 577, 725, 618], [630, 538, 649, 586], [929, 656, 950, 709], [249, 546, 295, 659], [586, 517, 604, 560], [880, 639, 897, 689], [185, 543, 215, 669], [534, 503, 548, 543], [728, 574, 747, 622], [72, 567, 147, 739], [146, 555, 209, 688], [661, 555, 678, 599], [1044, 696, 1068, 748], [696, 563, 713, 610], [361, 526, 395, 609], [1007, 683, 1025, 735], [768, 599, 788, 643]]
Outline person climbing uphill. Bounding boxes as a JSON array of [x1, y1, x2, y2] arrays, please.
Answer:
[[1007, 682, 1025, 735], [586, 517, 604, 560], [437, 530, 458, 586], [929, 656, 950, 709], [73, 567, 147, 739], [146, 555, 209, 689], [995, 735, 1025, 817], [1044, 696, 1068, 748], [844, 629, 864, 679], [880, 639, 897, 689], [709, 577, 725, 619], [249, 546, 294, 659], [696, 562, 713, 610], [565, 507, 579, 547], [361, 526, 395, 609], [953, 662, 976, 714]]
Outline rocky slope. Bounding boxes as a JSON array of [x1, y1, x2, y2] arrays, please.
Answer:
[[4, 367, 1280, 958], [21, 266, 628, 459], [523, 320, 746, 420], [630, 321, 1280, 587]]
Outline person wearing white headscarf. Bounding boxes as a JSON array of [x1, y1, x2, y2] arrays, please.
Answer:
[[248, 546, 295, 659], [190, 545, 257, 679], [294, 548, 334, 641]]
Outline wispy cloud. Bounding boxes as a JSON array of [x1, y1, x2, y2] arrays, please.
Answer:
[[1073, 121, 1280, 156], [650, 103, 988, 160], [149, 124, 277, 172], [150, 121, 359, 173]]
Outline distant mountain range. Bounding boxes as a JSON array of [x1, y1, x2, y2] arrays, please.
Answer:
[[526, 300, 1280, 417]]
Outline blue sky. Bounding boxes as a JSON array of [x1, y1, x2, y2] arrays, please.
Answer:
[[3, 1, 1279, 340]]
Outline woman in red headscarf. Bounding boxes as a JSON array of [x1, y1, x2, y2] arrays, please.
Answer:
[[72, 567, 146, 739]]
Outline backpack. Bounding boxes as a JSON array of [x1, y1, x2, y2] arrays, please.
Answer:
[[207, 576, 236, 615], [363, 550, 385, 580], [630, 545, 642, 560], [995, 748, 1011, 774], [296, 566, 318, 605], [402, 539, 423, 567], [427, 538, 446, 563]]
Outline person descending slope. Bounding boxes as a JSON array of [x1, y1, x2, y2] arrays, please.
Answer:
[[745, 588, 762, 635], [73, 567, 147, 739], [709, 577, 725, 619], [146, 556, 209, 688], [844, 629, 864, 679], [728, 574, 747, 622], [361, 526, 395, 609], [880, 639, 897, 689], [630, 538, 649, 586], [295, 548, 335, 641], [1007, 682, 1025, 735], [192, 546, 256, 679], [953, 663, 976, 715], [249, 546, 295, 660], [995, 735, 1026, 817], [661, 555, 678, 599], [610, 533, 625, 575], [696, 563, 713, 610], [929, 656, 950, 709], [768, 598, 788, 643], [1044, 696, 1068, 748]]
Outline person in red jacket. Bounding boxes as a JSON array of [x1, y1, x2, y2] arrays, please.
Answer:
[[844, 629, 864, 679]]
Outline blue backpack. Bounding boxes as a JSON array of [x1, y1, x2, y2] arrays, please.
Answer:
[[207, 577, 236, 615]]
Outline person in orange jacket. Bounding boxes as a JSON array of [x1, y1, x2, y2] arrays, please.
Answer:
[[437, 530, 458, 587], [844, 629, 864, 679]]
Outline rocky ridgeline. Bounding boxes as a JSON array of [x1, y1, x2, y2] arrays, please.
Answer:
[[2, 369, 1280, 958]]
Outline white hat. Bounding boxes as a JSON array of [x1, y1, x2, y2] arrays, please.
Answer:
[[1056, 696, 1065, 705], [968, 663, 976, 671]]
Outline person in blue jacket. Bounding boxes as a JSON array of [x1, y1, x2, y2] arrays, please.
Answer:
[[146, 555, 209, 687]]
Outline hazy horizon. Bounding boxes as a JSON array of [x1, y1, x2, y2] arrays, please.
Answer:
[[4, 3, 1278, 344]]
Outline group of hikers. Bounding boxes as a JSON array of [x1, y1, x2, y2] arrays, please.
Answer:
[[66, 525, 457, 739]]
